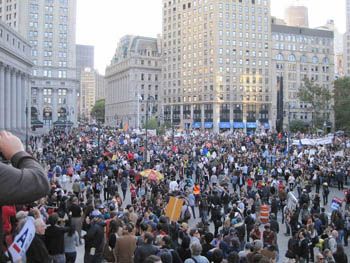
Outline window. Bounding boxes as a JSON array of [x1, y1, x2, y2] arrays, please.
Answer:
[[300, 55, 307, 63], [312, 56, 319, 64], [276, 53, 284, 61], [288, 54, 296, 62]]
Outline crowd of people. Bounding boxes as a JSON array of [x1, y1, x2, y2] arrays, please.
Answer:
[[2, 126, 350, 263]]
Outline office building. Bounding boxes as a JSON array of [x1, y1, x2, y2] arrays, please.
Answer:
[[105, 35, 161, 128], [162, 0, 273, 132], [95, 71, 106, 101], [80, 67, 96, 122], [0, 0, 79, 128], [285, 5, 309, 28], [0, 20, 32, 132], [344, 0, 350, 76], [271, 19, 334, 129], [76, 44, 94, 70]]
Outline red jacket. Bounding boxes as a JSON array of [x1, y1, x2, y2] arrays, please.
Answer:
[[2, 206, 16, 234]]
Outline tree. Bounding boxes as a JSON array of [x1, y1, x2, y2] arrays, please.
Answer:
[[91, 99, 105, 123], [143, 117, 158, 129], [289, 120, 308, 133], [334, 77, 350, 131], [297, 78, 332, 129]]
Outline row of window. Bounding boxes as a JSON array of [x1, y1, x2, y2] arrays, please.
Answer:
[[33, 69, 67, 78], [0, 27, 26, 52], [275, 53, 329, 64]]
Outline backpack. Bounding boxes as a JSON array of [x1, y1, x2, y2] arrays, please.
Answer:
[[323, 237, 331, 251]]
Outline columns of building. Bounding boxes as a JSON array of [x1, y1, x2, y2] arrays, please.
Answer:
[[10, 69, 17, 130], [16, 72, 21, 129], [0, 64, 5, 130], [5, 66, 11, 129], [52, 88, 58, 122], [21, 75, 27, 130], [230, 104, 234, 132]]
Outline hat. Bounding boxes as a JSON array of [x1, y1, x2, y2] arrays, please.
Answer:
[[264, 223, 271, 228], [16, 211, 28, 221], [90, 210, 102, 218], [323, 182, 328, 186], [181, 222, 188, 230], [253, 240, 263, 250]]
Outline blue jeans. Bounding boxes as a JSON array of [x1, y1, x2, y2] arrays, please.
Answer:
[[49, 254, 66, 263], [65, 252, 77, 263]]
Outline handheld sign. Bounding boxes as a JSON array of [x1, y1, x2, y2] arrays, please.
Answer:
[[8, 217, 36, 262], [165, 197, 184, 222]]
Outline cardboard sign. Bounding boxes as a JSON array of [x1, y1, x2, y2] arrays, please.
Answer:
[[8, 217, 36, 262], [331, 197, 342, 211], [165, 197, 184, 222]]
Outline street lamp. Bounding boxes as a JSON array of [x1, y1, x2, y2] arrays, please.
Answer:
[[144, 95, 155, 166]]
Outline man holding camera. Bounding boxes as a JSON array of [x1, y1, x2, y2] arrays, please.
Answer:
[[0, 131, 50, 205]]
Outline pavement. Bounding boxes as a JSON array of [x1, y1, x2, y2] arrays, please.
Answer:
[[67, 179, 349, 263]]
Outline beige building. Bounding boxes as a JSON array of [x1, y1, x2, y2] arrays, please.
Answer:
[[271, 19, 334, 130], [0, 20, 32, 132], [80, 67, 97, 122], [285, 5, 309, 28], [162, 0, 273, 132], [0, 0, 79, 128], [105, 35, 162, 128], [95, 71, 106, 101]]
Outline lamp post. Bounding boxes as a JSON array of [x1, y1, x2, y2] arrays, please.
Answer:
[[144, 96, 154, 166]]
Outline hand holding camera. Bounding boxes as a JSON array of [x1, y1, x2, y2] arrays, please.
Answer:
[[0, 131, 24, 160]]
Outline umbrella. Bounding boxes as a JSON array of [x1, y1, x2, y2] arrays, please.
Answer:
[[140, 169, 164, 181]]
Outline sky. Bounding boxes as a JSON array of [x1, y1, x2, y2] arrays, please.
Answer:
[[76, 0, 346, 74]]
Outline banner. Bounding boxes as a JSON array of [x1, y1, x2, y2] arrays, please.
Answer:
[[165, 197, 184, 222], [287, 192, 298, 211], [8, 217, 36, 262], [331, 197, 342, 211]]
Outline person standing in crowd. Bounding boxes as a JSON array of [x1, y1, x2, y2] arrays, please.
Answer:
[[26, 218, 50, 263], [45, 213, 68, 263], [64, 221, 79, 263], [115, 223, 137, 263]]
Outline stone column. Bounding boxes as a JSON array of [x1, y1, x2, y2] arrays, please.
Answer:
[[0, 64, 5, 130], [5, 66, 11, 129], [229, 104, 234, 132], [52, 89, 58, 123], [16, 72, 21, 129], [213, 103, 220, 133], [10, 69, 17, 130], [21, 75, 27, 130]]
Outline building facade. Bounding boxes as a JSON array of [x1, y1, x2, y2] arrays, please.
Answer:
[[105, 35, 161, 129], [344, 0, 350, 76], [284, 5, 309, 28], [0, 20, 32, 132], [80, 67, 96, 122], [271, 21, 334, 130], [95, 71, 106, 101], [76, 44, 94, 70], [0, 0, 79, 128], [162, 0, 273, 132]]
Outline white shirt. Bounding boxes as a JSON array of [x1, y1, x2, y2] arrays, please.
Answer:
[[169, 180, 178, 192]]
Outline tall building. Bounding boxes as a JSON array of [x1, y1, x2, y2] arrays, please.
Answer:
[[105, 35, 161, 128], [80, 67, 96, 122], [344, 0, 350, 75], [284, 5, 309, 28], [271, 20, 334, 130], [95, 71, 106, 101], [0, 0, 79, 128], [76, 44, 94, 70], [0, 20, 32, 132], [162, 0, 273, 132]]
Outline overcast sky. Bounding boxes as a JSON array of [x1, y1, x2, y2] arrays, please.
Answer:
[[76, 0, 346, 74]]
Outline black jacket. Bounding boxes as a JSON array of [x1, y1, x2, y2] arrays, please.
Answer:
[[134, 243, 159, 263], [26, 234, 50, 263], [84, 221, 105, 253], [45, 225, 68, 255]]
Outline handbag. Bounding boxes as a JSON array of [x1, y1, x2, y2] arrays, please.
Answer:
[[102, 243, 115, 262]]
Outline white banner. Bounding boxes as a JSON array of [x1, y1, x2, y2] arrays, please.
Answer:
[[8, 216, 36, 262], [292, 136, 333, 146]]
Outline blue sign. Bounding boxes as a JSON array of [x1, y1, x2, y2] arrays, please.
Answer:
[[263, 123, 270, 129], [204, 122, 213, 128], [246, 122, 257, 129], [219, 122, 231, 129], [192, 122, 202, 129], [233, 122, 245, 129]]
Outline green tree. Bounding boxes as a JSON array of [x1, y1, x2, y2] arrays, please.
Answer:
[[91, 99, 105, 123], [334, 77, 350, 131], [143, 117, 158, 129], [289, 120, 308, 133], [297, 78, 332, 129]]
